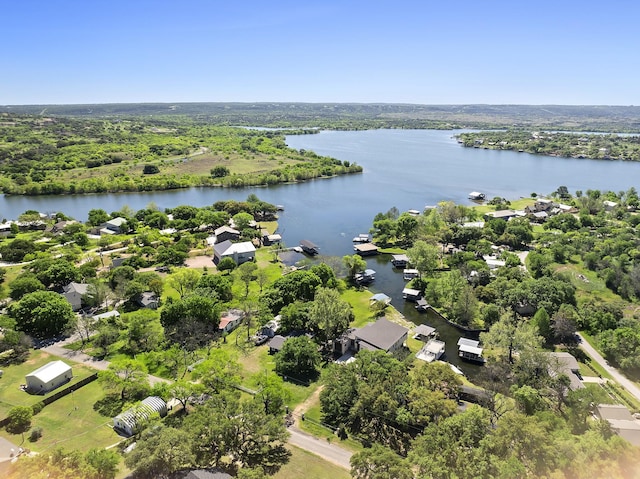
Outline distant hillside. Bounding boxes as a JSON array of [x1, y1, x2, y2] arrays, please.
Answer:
[[2, 103, 640, 132]]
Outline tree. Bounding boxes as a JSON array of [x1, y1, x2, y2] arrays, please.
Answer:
[[343, 254, 367, 281], [351, 444, 412, 479], [88, 208, 110, 226], [308, 287, 353, 345], [10, 291, 75, 338], [406, 240, 440, 278], [160, 295, 220, 350], [211, 165, 230, 178], [196, 273, 233, 301], [125, 425, 194, 478], [217, 256, 237, 273], [232, 212, 254, 231], [98, 358, 149, 400], [236, 261, 257, 298], [253, 372, 291, 415], [85, 448, 120, 479], [480, 313, 543, 363], [274, 336, 321, 380], [0, 238, 36, 262], [166, 268, 202, 299], [9, 274, 45, 300], [531, 308, 552, 344], [396, 213, 419, 246], [143, 164, 160, 174], [6, 406, 32, 443], [192, 349, 242, 394]]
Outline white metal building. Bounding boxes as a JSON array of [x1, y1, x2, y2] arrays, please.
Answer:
[[113, 396, 168, 436], [25, 360, 72, 393]]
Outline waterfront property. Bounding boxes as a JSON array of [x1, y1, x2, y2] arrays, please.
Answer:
[[391, 254, 409, 268], [416, 339, 446, 363], [300, 239, 319, 255], [335, 318, 408, 355], [213, 225, 240, 244], [412, 324, 437, 341], [213, 240, 256, 265], [403, 268, 420, 280], [457, 338, 485, 363], [403, 288, 422, 302], [25, 360, 72, 394], [113, 396, 168, 437], [370, 292, 391, 305], [354, 268, 376, 285], [354, 242, 378, 256]]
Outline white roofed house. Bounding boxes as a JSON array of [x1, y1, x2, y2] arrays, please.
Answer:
[[25, 360, 72, 394], [213, 240, 256, 265], [100, 217, 127, 235]]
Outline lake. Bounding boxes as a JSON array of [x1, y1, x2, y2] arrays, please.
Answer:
[[2, 128, 639, 374]]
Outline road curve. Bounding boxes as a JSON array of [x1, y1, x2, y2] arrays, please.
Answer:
[[577, 332, 640, 403], [287, 426, 353, 470]]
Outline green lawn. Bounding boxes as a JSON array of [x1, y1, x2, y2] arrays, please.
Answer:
[[273, 445, 351, 479], [0, 350, 98, 418]]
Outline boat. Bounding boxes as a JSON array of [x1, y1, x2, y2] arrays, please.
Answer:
[[415, 298, 430, 312], [416, 339, 446, 362], [468, 191, 486, 201], [354, 269, 376, 285], [352, 233, 371, 243]]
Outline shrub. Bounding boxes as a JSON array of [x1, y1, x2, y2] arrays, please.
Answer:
[[28, 426, 43, 442]]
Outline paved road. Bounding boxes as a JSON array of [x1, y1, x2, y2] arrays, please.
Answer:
[[577, 332, 640, 402], [42, 335, 170, 385], [287, 426, 352, 470]]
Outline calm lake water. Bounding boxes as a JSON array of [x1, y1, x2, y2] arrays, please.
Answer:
[[2, 129, 639, 374]]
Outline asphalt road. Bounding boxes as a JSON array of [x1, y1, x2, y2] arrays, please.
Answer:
[[287, 426, 353, 470], [577, 332, 640, 402]]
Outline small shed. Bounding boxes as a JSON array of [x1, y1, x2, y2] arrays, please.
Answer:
[[26, 360, 72, 394], [268, 335, 287, 354], [113, 396, 168, 437]]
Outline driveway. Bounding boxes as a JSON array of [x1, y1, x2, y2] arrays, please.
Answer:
[[287, 426, 352, 470], [577, 332, 640, 403]]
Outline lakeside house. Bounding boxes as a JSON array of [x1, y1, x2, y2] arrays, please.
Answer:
[[25, 360, 72, 394], [213, 240, 256, 265], [335, 318, 408, 356], [213, 225, 240, 244], [100, 217, 127, 235]]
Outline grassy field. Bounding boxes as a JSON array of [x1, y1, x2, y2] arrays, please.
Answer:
[[0, 350, 98, 418], [0, 351, 123, 452], [272, 445, 351, 479]]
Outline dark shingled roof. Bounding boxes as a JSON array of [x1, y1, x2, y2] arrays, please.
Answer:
[[355, 318, 408, 352]]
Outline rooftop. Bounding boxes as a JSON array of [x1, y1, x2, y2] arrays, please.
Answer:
[[355, 318, 408, 352], [26, 360, 72, 383]]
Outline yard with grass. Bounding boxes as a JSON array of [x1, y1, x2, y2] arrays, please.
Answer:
[[272, 445, 351, 479]]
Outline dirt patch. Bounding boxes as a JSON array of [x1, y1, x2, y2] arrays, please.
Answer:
[[184, 255, 216, 269]]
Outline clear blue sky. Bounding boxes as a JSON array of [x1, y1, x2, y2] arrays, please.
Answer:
[[2, 0, 639, 105]]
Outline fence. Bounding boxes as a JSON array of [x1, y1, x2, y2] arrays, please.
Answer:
[[0, 373, 98, 428]]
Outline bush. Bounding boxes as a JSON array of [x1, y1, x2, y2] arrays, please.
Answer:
[[28, 426, 43, 442], [143, 164, 160, 174], [31, 401, 44, 415]]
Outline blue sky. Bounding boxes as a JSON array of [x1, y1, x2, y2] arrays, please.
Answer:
[[2, 0, 639, 105]]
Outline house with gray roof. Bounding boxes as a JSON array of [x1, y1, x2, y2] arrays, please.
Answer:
[[351, 318, 408, 354], [62, 282, 90, 311], [595, 404, 640, 446], [213, 240, 256, 265]]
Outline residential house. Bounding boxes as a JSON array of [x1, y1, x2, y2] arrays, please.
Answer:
[[484, 210, 519, 221], [62, 282, 90, 311], [595, 404, 640, 446], [218, 309, 244, 334], [213, 225, 240, 244], [547, 352, 584, 391], [213, 240, 256, 265], [100, 217, 127, 235], [336, 318, 408, 355], [137, 292, 159, 309]]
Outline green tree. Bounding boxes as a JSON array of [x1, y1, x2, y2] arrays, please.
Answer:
[[351, 444, 412, 479], [308, 287, 353, 345], [406, 240, 440, 278], [88, 208, 110, 226], [480, 313, 543, 363], [217, 256, 237, 273], [98, 358, 149, 400], [343, 253, 367, 281], [6, 405, 33, 443], [124, 425, 194, 478], [9, 274, 45, 300], [531, 308, 552, 344], [166, 268, 202, 299], [233, 211, 254, 231], [274, 336, 321, 380], [236, 261, 257, 298], [85, 448, 120, 479], [10, 291, 75, 338]]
